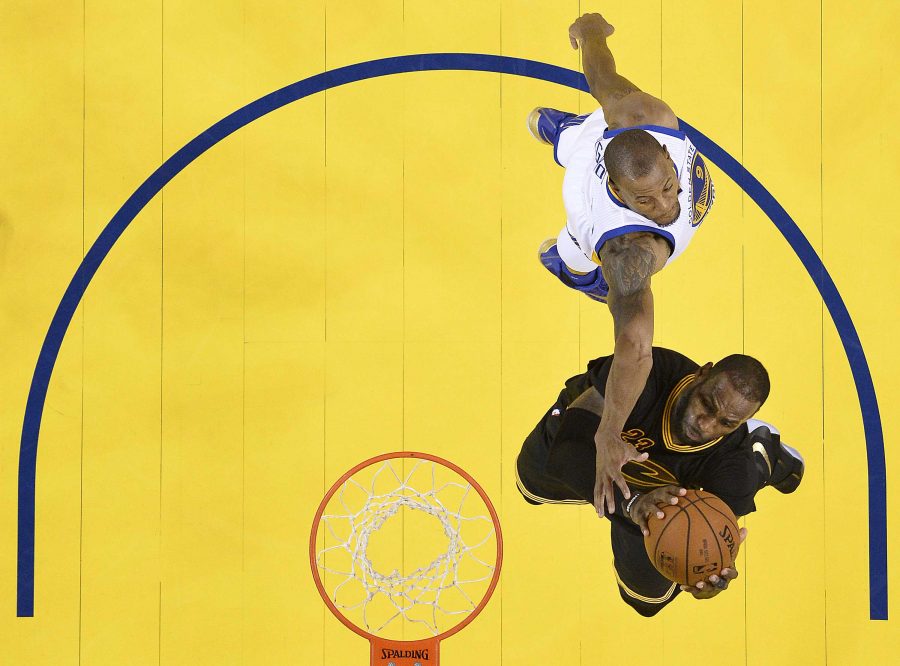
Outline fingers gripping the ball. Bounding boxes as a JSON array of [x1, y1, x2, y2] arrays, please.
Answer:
[[631, 485, 686, 536], [643, 489, 742, 589], [681, 567, 739, 598]]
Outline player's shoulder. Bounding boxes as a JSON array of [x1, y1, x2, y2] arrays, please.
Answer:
[[651, 346, 698, 367], [602, 92, 678, 134], [712, 422, 752, 453], [649, 347, 700, 383], [600, 122, 692, 157], [591, 218, 674, 276], [599, 227, 670, 254], [696, 425, 758, 516]]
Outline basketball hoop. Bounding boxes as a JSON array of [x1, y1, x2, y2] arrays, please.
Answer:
[[309, 451, 503, 665]]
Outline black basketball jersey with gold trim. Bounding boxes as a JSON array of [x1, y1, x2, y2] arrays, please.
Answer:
[[538, 347, 760, 516]]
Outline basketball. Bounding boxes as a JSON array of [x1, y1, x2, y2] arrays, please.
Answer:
[[643, 489, 741, 586]]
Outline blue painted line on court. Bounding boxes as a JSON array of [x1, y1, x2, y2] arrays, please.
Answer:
[[16, 53, 887, 619], [678, 120, 887, 620]]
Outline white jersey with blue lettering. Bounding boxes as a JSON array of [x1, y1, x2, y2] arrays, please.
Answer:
[[553, 106, 715, 274]]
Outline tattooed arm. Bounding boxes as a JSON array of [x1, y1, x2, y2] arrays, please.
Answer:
[[568, 13, 678, 130], [589, 232, 670, 516]]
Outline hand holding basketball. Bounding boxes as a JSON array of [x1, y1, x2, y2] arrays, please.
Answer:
[[679, 527, 747, 600], [643, 489, 743, 587], [627, 485, 688, 536]]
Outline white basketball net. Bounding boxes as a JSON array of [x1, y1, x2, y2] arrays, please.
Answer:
[[315, 458, 497, 637]]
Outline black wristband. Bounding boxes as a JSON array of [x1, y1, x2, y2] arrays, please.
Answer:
[[623, 492, 642, 521]]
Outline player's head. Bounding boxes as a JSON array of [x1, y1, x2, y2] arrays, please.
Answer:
[[672, 355, 771, 445], [605, 129, 680, 226]]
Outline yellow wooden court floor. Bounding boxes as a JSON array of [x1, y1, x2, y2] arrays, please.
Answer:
[[0, 1, 898, 664]]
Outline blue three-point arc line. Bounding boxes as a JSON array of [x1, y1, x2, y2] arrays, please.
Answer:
[[15, 54, 887, 620]]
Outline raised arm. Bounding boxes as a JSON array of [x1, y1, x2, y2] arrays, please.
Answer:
[[591, 232, 669, 516], [568, 13, 678, 130]]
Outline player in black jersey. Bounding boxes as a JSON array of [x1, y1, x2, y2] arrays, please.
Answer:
[[516, 347, 804, 615]]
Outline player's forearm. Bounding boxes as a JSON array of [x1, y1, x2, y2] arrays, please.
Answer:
[[580, 35, 639, 107], [598, 282, 655, 440], [596, 334, 652, 439]]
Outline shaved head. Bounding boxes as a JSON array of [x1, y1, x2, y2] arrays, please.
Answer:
[[604, 129, 667, 185], [709, 354, 771, 406], [602, 128, 679, 225], [672, 354, 770, 445]]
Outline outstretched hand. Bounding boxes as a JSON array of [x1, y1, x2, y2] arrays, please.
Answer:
[[568, 13, 615, 49], [679, 527, 749, 599], [593, 430, 648, 517]]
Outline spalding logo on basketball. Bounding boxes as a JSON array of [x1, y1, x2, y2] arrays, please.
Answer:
[[690, 152, 714, 227], [643, 489, 740, 586]]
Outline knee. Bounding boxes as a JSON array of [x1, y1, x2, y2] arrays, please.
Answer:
[[616, 584, 677, 617], [618, 592, 667, 617], [519, 492, 541, 506]]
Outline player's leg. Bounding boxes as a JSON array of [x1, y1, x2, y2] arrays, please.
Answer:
[[516, 401, 590, 506], [527, 98, 609, 168], [698, 420, 805, 516], [609, 517, 680, 616], [746, 419, 805, 493], [538, 231, 610, 302], [526, 108, 591, 166]]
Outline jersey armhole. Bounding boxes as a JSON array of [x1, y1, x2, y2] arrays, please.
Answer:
[[593, 224, 676, 260], [603, 124, 686, 140]]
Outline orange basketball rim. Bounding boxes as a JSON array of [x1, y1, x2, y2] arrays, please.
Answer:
[[309, 451, 503, 666]]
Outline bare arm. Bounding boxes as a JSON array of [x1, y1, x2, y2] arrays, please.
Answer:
[[601, 237, 659, 433], [568, 13, 679, 130], [589, 233, 668, 515]]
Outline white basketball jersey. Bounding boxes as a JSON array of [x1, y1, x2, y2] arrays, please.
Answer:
[[555, 107, 714, 274]]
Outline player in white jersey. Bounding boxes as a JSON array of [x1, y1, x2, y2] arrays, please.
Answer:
[[526, 12, 717, 522], [543, 108, 714, 289]]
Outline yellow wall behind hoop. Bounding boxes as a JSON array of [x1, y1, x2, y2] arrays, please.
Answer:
[[0, 0, 897, 664]]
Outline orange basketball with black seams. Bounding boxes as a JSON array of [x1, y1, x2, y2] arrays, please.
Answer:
[[643, 489, 741, 586]]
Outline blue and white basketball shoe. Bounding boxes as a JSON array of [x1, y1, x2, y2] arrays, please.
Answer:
[[526, 107, 577, 145], [537, 237, 610, 303]]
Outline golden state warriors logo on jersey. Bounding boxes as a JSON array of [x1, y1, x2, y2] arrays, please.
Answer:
[[690, 151, 714, 227]]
